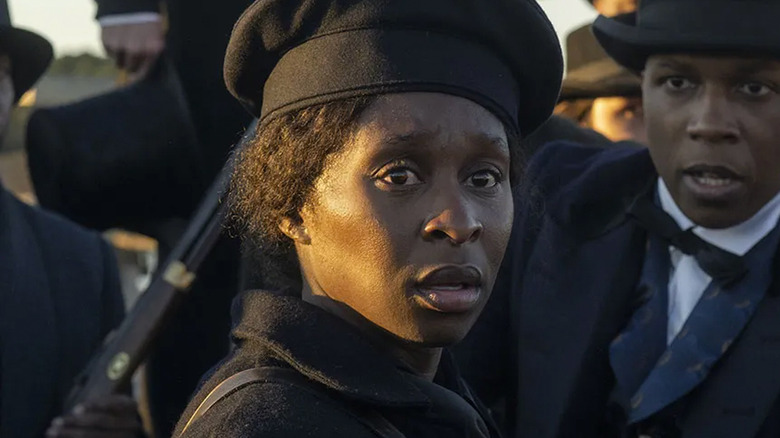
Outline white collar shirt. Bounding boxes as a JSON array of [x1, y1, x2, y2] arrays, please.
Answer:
[[657, 178, 780, 344]]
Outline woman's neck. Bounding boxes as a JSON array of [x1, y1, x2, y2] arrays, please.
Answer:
[[301, 288, 443, 381]]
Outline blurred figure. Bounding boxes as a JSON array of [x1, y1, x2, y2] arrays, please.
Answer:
[[92, 1, 253, 436], [587, 0, 638, 16], [0, 4, 142, 437], [555, 24, 645, 144]]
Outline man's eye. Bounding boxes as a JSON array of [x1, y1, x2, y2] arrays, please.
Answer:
[[466, 170, 499, 188], [380, 168, 421, 186], [738, 82, 772, 97], [664, 76, 695, 90]]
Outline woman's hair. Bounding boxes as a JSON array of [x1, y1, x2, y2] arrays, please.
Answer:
[[229, 96, 522, 290]]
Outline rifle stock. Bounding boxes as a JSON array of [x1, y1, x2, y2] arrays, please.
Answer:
[[63, 121, 257, 411]]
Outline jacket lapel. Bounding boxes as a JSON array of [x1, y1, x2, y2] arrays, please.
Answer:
[[0, 190, 59, 438], [680, 244, 780, 437]]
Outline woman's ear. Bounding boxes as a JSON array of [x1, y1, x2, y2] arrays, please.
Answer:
[[279, 217, 311, 245]]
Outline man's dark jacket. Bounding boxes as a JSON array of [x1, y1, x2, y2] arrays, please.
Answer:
[[458, 142, 780, 438], [91, 2, 253, 433], [0, 187, 124, 438], [174, 291, 500, 438]]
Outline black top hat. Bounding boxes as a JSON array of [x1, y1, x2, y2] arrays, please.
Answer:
[[0, 1, 52, 101], [560, 24, 640, 101], [224, 0, 563, 137], [593, 0, 780, 72]]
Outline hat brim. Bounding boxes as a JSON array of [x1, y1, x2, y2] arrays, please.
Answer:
[[560, 58, 641, 101], [0, 26, 53, 101], [593, 12, 780, 72]]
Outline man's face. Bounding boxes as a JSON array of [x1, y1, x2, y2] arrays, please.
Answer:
[[0, 54, 13, 140], [591, 0, 637, 16], [643, 55, 780, 228]]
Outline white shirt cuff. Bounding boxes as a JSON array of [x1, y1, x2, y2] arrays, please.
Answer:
[[99, 12, 162, 27]]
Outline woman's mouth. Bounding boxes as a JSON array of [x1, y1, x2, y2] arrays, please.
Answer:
[[412, 266, 482, 314]]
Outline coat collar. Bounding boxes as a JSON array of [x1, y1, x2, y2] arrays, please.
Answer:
[[0, 188, 59, 437], [541, 143, 656, 240], [231, 291, 435, 408]]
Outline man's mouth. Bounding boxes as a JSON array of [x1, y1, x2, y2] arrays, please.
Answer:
[[690, 172, 737, 187], [681, 164, 746, 201]]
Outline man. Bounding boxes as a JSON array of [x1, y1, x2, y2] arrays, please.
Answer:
[[91, 1, 252, 435], [0, 5, 142, 437], [460, 0, 780, 437]]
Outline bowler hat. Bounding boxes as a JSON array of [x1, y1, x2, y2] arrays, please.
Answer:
[[0, 2, 52, 101], [593, 0, 780, 72], [561, 24, 640, 101], [26, 57, 210, 232], [224, 0, 563, 137]]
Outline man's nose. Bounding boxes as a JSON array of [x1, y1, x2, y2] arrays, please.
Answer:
[[421, 196, 483, 245], [686, 87, 740, 144]]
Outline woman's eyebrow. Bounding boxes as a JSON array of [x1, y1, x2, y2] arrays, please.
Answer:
[[382, 129, 438, 146]]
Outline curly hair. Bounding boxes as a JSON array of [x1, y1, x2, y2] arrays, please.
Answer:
[[228, 97, 377, 289], [229, 96, 523, 290]]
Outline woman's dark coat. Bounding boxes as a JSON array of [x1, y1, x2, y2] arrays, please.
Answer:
[[174, 291, 500, 438], [458, 142, 780, 438], [0, 187, 124, 438]]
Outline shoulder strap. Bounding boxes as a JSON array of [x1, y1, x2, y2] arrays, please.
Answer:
[[179, 367, 406, 438]]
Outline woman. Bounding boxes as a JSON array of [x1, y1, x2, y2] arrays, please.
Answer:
[[174, 0, 562, 436]]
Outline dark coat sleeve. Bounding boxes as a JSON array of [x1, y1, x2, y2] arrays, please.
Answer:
[[95, 0, 161, 18]]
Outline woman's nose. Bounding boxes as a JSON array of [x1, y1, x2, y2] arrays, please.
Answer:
[[422, 201, 483, 245]]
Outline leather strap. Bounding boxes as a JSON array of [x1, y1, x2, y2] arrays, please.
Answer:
[[180, 367, 406, 438]]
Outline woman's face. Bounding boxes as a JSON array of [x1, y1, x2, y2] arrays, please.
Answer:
[[292, 92, 513, 346]]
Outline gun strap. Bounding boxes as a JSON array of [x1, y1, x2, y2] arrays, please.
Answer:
[[180, 366, 406, 438]]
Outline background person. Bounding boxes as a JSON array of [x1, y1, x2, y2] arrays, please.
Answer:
[[89, 1, 254, 434], [554, 24, 645, 144], [0, 4, 141, 436]]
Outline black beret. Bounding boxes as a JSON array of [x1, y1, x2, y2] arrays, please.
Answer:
[[224, 0, 563, 136]]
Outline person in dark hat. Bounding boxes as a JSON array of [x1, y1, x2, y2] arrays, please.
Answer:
[[170, 0, 562, 436], [90, 1, 255, 434], [0, 3, 144, 437], [554, 24, 645, 144], [459, 0, 780, 437]]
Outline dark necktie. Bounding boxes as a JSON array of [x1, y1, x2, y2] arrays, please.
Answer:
[[627, 194, 747, 287]]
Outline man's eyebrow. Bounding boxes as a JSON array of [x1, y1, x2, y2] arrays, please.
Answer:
[[732, 59, 780, 75], [654, 59, 695, 72]]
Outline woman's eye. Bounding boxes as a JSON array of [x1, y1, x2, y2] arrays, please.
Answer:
[[380, 168, 421, 186], [466, 170, 500, 188], [738, 82, 772, 97], [663, 76, 695, 91]]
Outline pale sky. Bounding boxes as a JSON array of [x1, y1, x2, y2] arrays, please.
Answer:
[[9, 0, 597, 58]]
